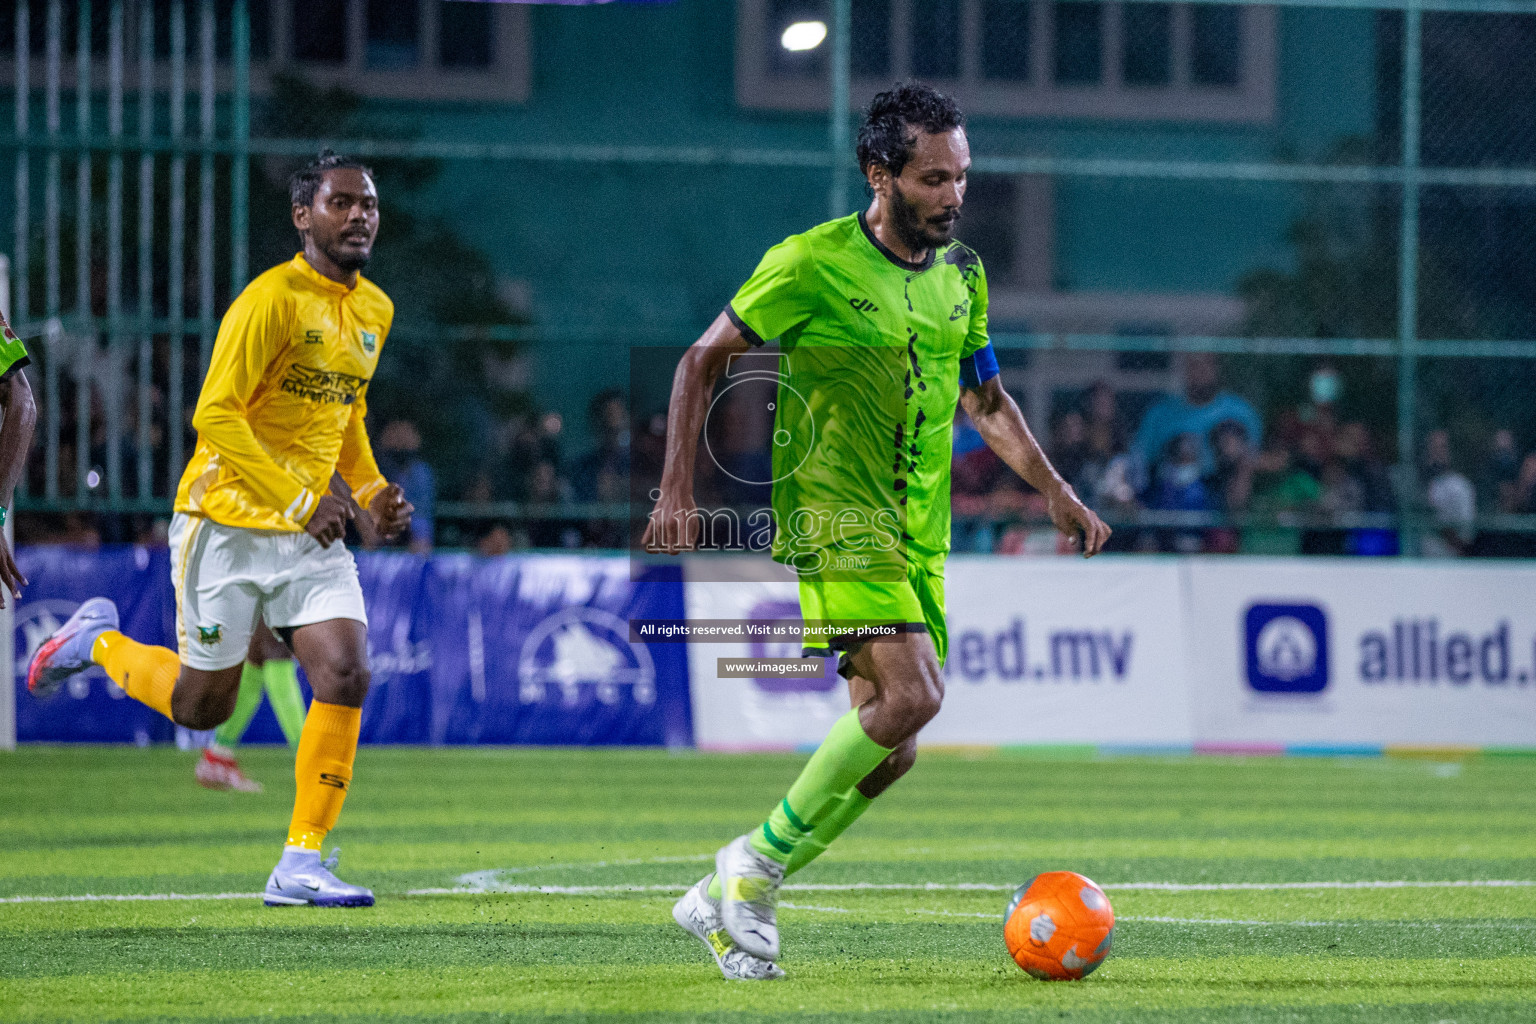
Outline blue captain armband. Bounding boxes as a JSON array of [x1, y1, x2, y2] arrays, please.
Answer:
[[958, 342, 1000, 389]]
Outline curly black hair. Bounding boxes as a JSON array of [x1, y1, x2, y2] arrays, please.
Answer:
[[288, 149, 374, 208], [856, 82, 965, 178]]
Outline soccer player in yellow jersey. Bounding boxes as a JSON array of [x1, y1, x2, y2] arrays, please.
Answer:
[[28, 151, 411, 907]]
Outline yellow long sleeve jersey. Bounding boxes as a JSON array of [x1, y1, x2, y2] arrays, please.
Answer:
[[175, 254, 393, 531]]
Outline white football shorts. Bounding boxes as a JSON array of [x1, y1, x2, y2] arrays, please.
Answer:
[[169, 511, 369, 671]]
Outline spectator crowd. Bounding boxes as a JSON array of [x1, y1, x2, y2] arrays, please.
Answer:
[[954, 353, 1533, 559], [17, 351, 1536, 559]]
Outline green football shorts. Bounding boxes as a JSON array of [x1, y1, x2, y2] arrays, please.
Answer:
[[797, 561, 948, 670]]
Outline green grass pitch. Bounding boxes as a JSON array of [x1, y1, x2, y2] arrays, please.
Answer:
[[3, 745, 1535, 1023]]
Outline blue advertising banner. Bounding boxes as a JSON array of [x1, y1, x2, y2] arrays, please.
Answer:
[[14, 546, 177, 744], [13, 548, 691, 747]]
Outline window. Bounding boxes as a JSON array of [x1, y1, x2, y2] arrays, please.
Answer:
[[294, 0, 348, 63], [1192, 5, 1241, 86], [1053, 2, 1102, 86], [440, 0, 493, 68], [1121, 3, 1171, 87], [275, 0, 529, 102], [366, 0, 420, 69], [980, 0, 1031, 83], [737, 0, 1274, 123], [911, 0, 961, 79], [851, 0, 892, 78]]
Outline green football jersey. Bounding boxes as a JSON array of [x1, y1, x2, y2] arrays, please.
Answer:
[[726, 212, 989, 580], [0, 316, 29, 379]]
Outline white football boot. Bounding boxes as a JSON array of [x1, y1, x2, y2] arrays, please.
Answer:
[[263, 847, 375, 907], [672, 874, 785, 980], [27, 597, 119, 698], [715, 834, 785, 961]]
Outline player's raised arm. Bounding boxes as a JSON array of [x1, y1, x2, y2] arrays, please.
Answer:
[[961, 373, 1111, 557], [643, 312, 752, 554]]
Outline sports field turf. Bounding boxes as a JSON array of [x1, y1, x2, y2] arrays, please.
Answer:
[[2, 746, 1534, 1023]]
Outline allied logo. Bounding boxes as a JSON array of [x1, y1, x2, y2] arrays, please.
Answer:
[[303, 329, 324, 345], [1245, 603, 1329, 693], [197, 624, 223, 646], [949, 302, 970, 321], [848, 298, 880, 314], [360, 330, 377, 354], [319, 772, 349, 790]]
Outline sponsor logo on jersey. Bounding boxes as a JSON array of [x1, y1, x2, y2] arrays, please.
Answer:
[[949, 302, 970, 321], [1245, 602, 1329, 693], [303, 329, 324, 345], [197, 624, 223, 645], [848, 298, 880, 313], [360, 329, 377, 353], [279, 365, 367, 405]]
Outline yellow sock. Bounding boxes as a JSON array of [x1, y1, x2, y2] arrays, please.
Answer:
[[92, 631, 180, 720], [286, 701, 362, 851]]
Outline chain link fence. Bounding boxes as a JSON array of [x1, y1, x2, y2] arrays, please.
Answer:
[[3, 0, 1535, 555]]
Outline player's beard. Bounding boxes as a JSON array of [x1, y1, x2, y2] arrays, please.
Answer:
[[324, 241, 372, 273], [890, 181, 958, 256]]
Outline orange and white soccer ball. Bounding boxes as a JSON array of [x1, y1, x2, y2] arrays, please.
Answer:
[[1003, 871, 1115, 980]]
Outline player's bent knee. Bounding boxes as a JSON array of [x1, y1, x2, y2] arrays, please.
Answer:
[[899, 677, 944, 730], [310, 659, 371, 707], [171, 683, 238, 730]]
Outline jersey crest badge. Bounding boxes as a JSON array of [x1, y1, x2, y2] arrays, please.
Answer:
[[196, 624, 223, 645], [360, 330, 378, 354]]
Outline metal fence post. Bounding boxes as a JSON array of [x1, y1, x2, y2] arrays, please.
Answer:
[[828, 0, 851, 221], [107, 1, 125, 499], [231, 0, 250, 294], [197, 0, 215, 376], [43, 0, 61, 500], [1396, 0, 1422, 557], [135, 0, 155, 502], [169, 0, 187, 497]]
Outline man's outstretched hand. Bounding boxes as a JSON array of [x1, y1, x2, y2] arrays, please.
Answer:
[[641, 489, 701, 554], [369, 482, 414, 542], [1047, 484, 1112, 558], [0, 534, 27, 608]]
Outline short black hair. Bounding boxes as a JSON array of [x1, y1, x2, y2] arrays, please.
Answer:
[[857, 82, 965, 178], [289, 149, 374, 208]]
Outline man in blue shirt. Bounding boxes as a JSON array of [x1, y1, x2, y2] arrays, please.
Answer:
[[1133, 352, 1263, 479]]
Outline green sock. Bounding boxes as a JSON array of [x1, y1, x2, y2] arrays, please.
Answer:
[[211, 663, 266, 750], [262, 660, 307, 748], [784, 789, 873, 877], [706, 789, 877, 898], [747, 708, 893, 866]]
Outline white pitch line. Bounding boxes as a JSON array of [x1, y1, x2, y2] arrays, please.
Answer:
[[5, 878, 1535, 905], [1118, 915, 1536, 929], [779, 900, 853, 914], [1108, 880, 1536, 892], [413, 879, 1536, 897], [0, 892, 262, 905]]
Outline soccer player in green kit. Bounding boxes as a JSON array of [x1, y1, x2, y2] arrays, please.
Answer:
[[644, 84, 1110, 979]]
